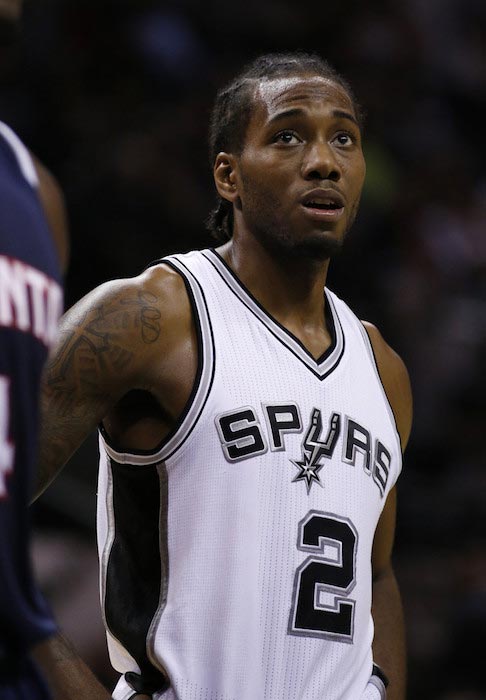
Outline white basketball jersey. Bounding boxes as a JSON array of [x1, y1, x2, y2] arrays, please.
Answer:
[[97, 249, 401, 700]]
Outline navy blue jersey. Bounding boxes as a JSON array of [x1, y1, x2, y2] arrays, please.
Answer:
[[0, 122, 63, 670]]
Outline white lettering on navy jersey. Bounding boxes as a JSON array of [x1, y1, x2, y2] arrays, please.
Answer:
[[0, 255, 63, 347]]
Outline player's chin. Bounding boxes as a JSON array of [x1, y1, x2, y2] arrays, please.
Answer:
[[294, 229, 345, 260]]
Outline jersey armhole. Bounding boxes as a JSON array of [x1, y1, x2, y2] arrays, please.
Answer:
[[99, 257, 216, 466], [358, 322, 403, 482]]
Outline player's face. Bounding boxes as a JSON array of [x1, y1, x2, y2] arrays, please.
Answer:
[[234, 75, 366, 259]]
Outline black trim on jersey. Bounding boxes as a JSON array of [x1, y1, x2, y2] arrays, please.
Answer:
[[203, 249, 345, 381], [99, 258, 215, 461], [104, 460, 169, 694], [208, 248, 338, 364], [162, 257, 216, 461], [360, 323, 402, 449]]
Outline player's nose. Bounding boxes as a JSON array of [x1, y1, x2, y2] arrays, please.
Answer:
[[301, 141, 341, 182]]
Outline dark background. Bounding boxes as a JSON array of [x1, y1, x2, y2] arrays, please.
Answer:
[[3, 0, 485, 697]]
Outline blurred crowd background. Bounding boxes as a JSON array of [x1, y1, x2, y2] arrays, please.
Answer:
[[2, 0, 485, 697]]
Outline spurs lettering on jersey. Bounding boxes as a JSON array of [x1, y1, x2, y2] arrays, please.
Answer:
[[216, 403, 391, 497]]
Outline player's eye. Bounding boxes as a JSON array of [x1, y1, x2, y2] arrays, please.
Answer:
[[273, 130, 301, 145], [333, 132, 355, 147]]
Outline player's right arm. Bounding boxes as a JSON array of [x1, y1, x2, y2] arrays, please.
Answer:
[[35, 264, 195, 499], [365, 321, 412, 700]]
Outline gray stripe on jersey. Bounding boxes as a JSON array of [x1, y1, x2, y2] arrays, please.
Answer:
[[146, 460, 170, 674]]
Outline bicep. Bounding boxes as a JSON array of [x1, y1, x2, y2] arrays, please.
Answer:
[[36, 264, 192, 497], [36, 280, 160, 496]]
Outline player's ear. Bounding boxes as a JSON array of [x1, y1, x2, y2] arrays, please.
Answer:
[[213, 152, 239, 203]]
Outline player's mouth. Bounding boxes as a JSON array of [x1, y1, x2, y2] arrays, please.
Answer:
[[299, 188, 345, 221]]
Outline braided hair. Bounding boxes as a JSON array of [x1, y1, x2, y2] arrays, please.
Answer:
[[206, 52, 363, 241]]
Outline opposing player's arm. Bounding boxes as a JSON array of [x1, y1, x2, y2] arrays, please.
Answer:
[[31, 154, 70, 274], [35, 265, 191, 499], [364, 322, 412, 700]]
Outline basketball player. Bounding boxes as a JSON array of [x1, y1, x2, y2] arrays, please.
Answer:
[[36, 53, 411, 699], [0, 1, 111, 697]]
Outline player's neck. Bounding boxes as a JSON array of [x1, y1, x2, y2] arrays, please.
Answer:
[[217, 236, 333, 357]]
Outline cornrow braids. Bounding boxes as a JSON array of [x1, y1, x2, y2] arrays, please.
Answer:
[[206, 52, 363, 241]]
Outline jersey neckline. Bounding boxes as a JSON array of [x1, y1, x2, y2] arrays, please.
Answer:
[[203, 248, 345, 381]]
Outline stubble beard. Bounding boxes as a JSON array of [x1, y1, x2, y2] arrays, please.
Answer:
[[240, 179, 360, 263]]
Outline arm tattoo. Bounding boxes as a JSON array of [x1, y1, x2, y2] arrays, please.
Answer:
[[47, 290, 161, 397], [37, 290, 162, 491], [122, 291, 161, 344]]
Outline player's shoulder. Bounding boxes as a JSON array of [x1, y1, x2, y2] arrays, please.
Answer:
[[0, 123, 70, 275], [50, 263, 193, 395], [31, 154, 69, 274], [61, 261, 192, 350], [73, 260, 187, 304], [139, 259, 191, 296], [136, 260, 194, 322], [361, 321, 413, 451], [361, 321, 408, 379]]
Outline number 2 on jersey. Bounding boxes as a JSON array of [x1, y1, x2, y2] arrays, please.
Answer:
[[288, 510, 357, 642]]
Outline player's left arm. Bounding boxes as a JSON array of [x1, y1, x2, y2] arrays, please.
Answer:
[[363, 321, 412, 700], [371, 487, 405, 700]]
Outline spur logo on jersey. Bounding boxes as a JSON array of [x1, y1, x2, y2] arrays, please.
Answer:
[[215, 403, 391, 496], [291, 409, 340, 493]]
